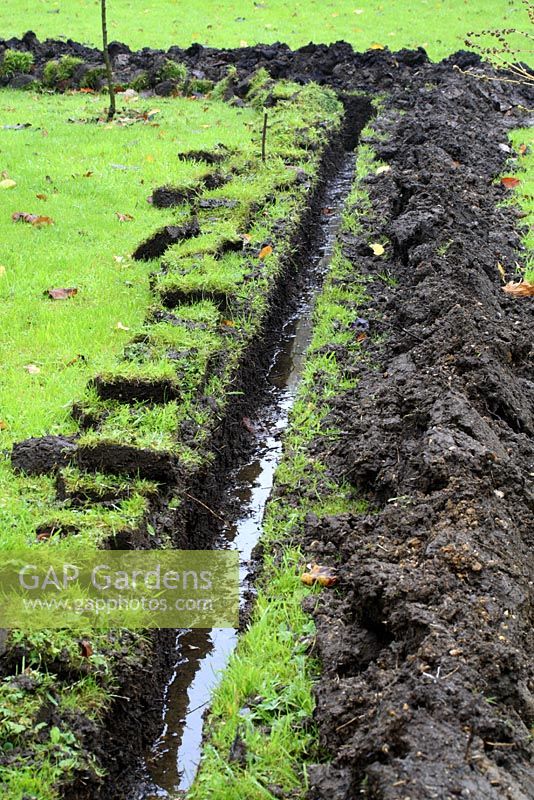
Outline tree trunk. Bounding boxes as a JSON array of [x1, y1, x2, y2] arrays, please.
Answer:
[[101, 0, 116, 121]]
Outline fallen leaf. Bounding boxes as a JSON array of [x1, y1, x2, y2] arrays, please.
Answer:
[[0, 266, 5, 277], [258, 244, 273, 260], [113, 255, 126, 263], [0, 178, 16, 189], [221, 319, 235, 328], [116, 321, 130, 331], [115, 212, 134, 222], [240, 39, 249, 47], [369, 42, 385, 50], [36, 193, 48, 200], [12, 212, 54, 226], [356, 332, 367, 342], [145, 154, 155, 163], [497, 262, 506, 282], [83, 171, 93, 177], [146, 195, 153, 204], [24, 364, 41, 375], [370, 242, 385, 256], [80, 640, 93, 658], [240, 233, 252, 243], [0, 421, 8, 430], [301, 563, 338, 588], [46, 287, 78, 300], [502, 280, 534, 297], [375, 165, 391, 175], [501, 176, 521, 189], [518, 143, 527, 155]]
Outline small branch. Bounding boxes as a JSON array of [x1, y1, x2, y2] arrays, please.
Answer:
[[184, 491, 226, 523], [261, 111, 268, 162], [101, 0, 116, 121]]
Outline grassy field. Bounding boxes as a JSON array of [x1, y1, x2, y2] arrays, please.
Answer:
[[0, 0, 530, 61]]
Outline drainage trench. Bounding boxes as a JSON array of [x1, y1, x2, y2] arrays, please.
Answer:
[[131, 101, 371, 800]]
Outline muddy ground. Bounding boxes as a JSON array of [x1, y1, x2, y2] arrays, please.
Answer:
[[2, 32, 534, 800]]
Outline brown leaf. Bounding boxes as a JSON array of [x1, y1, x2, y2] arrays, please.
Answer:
[[80, 640, 93, 658], [116, 321, 130, 331], [12, 212, 54, 226], [300, 563, 338, 588], [115, 212, 134, 222], [502, 280, 534, 297], [36, 193, 48, 201], [46, 287, 78, 300], [258, 244, 273, 260], [518, 143, 527, 155], [501, 176, 521, 189], [0, 420, 8, 430], [83, 171, 93, 177]]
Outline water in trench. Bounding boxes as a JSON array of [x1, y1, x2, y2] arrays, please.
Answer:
[[138, 152, 357, 799]]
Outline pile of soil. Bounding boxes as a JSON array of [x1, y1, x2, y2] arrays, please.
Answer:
[[297, 55, 534, 800]]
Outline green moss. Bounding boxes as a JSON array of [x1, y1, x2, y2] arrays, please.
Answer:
[[0, 49, 34, 77]]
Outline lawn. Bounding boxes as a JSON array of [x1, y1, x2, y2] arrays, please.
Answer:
[[0, 0, 530, 61]]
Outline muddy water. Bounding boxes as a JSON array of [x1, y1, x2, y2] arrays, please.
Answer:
[[138, 154, 356, 799]]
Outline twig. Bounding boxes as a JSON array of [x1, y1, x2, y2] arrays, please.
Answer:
[[184, 491, 226, 522], [261, 111, 268, 162]]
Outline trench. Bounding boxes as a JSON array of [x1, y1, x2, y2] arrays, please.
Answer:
[[127, 102, 370, 800]]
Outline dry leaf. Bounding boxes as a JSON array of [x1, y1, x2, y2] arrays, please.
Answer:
[[116, 321, 130, 331], [502, 280, 534, 297], [80, 640, 93, 658], [497, 262, 506, 282], [221, 318, 235, 328], [145, 154, 155, 163], [115, 212, 134, 222], [0, 420, 8, 430], [113, 255, 125, 263], [46, 287, 78, 300], [83, 171, 93, 177], [518, 143, 527, 155], [36, 193, 48, 200], [12, 212, 54, 226], [0, 265, 6, 277], [0, 178, 16, 189], [258, 244, 273, 260], [375, 165, 391, 175], [369, 42, 385, 50], [240, 39, 249, 47], [501, 176, 521, 189], [370, 242, 385, 256], [24, 364, 41, 374], [301, 563, 338, 588]]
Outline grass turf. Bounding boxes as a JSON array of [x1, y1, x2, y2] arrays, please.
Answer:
[[0, 76, 346, 800], [0, 0, 531, 61]]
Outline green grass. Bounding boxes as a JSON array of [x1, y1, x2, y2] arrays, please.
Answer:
[[0, 0, 530, 61], [0, 88, 258, 547], [507, 128, 534, 281]]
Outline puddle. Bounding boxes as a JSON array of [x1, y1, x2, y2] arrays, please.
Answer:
[[136, 152, 357, 799]]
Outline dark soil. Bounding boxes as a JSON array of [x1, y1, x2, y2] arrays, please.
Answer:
[[293, 58, 534, 800], [2, 31, 533, 800]]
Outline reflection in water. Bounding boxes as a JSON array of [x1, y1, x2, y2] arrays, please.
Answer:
[[140, 154, 356, 798]]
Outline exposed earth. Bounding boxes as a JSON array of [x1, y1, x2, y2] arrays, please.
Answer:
[[1, 32, 533, 800]]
